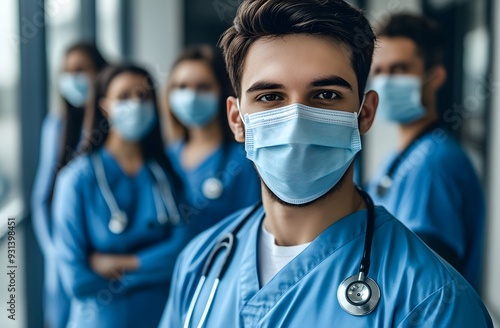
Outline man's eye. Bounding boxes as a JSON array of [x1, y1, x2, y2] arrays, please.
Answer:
[[197, 83, 212, 92], [316, 91, 338, 100], [118, 93, 129, 100], [258, 94, 282, 102], [136, 90, 149, 100]]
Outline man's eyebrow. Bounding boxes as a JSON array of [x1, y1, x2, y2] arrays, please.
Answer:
[[246, 81, 285, 93], [310, 76, 353, 91], [389, 61, 412, 69]]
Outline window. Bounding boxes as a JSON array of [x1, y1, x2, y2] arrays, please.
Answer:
[[96, 0, 123, 61], [0, 0, 22, 230], [46, 0, 81, 113]]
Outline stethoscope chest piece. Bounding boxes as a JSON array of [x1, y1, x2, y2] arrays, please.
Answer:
[[202, 177, 223, 200], [337, 273, 380, 316], [109, 211, 128, 234]]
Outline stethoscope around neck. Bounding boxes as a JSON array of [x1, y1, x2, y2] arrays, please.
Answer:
[[377, 122, 442, 197], [91, 152, 181, 234], [183, 186, 381, 328], [336, 187, 380, 316]]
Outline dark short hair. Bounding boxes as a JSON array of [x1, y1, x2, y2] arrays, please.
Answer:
[[378, 13, 445, 69], [219, 0, 376, 101], [167, 44, 234, 143]]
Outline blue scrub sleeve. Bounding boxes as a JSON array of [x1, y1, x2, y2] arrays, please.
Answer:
[[52, 170, 112, 299], [157, 250, 186, 328], [158, 208, 247, 328], [397, 280, 493, 327], [400, 162, 465, 261], [121, 224, 190, 291], [31, 116, 61, 256]]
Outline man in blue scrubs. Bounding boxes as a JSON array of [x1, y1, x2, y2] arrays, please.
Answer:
[[160, 1, 492, 327], [367, 14, 486, 291]]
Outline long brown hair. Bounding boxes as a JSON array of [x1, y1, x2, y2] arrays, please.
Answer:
[[80, 63, 182, 190], [58, 41, 108, 169], [49, 42, 108, 202]]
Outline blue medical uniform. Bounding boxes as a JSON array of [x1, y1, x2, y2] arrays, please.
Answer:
[[366, 126, 485, 291], [160, 205, 492, 327], [167, 141, 261, 236], [52, 147, 190, 328], [31, 114, 70, 328]]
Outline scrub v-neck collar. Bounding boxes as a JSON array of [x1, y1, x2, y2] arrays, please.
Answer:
[[237, 206, 373, 324], [100, 147, 148, 180], [177, 141, 224, 174]]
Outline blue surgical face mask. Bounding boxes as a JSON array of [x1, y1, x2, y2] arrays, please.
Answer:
[[58, 73, 90, 107], [169, 89, 219, 127], [370, 75, 426, 124], [109, 99, 156, 141], [239, 102, 363, 205]]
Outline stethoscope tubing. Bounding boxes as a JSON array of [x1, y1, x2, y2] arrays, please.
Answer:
[[91, 152, 179, 233], [376, 122, 442, 196], [183, 203, 261, 328], [356, 186, 375, 276], [183, 190, 378, 327]]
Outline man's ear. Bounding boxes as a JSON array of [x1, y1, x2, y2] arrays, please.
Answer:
[[227, 96, 245, 142], [359, 90, 378, 135], [99, 98, 110, 119], [426, 64, 447, 91]]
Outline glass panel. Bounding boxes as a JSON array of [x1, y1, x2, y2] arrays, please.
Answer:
[[96, 0, 122, 61], [0, 0, 21, 220], [45, 0, 81, 113], [0, 3, 24, 327], [460, 0, 489, 179]]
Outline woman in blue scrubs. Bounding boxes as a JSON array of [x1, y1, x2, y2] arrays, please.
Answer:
[[165, 45, 261, 235], [31, 42, 107, 328], [52, 63, 189, 328]]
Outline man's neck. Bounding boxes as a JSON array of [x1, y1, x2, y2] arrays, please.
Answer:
[[398, 105, 439, 151], [262, 170, 365, 246]]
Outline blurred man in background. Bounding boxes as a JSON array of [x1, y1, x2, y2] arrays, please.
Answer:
[[368, 13, 486, 291]]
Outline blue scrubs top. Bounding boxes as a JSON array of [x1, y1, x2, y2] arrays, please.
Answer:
[[366, 127, 485, 291], [167, 141, 261, 236], [160, 204, 492, 327], [52, 147, 190, 328], [31, 114, 70, 328]]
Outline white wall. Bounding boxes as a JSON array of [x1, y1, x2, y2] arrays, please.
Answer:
[[131, 0, 183, 88], [482, 0, 500, 325]]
